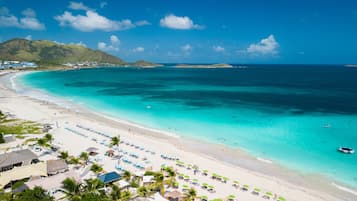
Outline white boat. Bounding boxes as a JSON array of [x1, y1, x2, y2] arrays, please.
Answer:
[[338, 147, 355, 154], [323, 123, 331, 128]]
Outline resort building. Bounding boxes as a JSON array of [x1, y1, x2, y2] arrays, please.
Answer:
[[0, 149, 39, 172], [46, 159, 68, 175]]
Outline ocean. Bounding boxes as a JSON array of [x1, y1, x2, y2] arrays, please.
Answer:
[[16, 65, 357, 188]]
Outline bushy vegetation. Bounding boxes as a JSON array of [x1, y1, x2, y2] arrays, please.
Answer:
[[0, 39, 125, 66]]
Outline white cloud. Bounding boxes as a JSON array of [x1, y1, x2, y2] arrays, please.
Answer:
[[22, 8, 36, 17], [133, 47, 144, 52], [135, 20, 151, 26], [100, 2, 107, 8], [110, 35, 120, 44], [55, 10, 140, 32], [70, 41, 87, 47], [247, 35, 279, 55], [0, 7, 45, 30], [68, 1, 91, 11], [98, 35, 119, 52], [160, 14, 203, 30], [25, 35, 32, 40], [181, 44, 192, 52], [213, 46, 225, 52]]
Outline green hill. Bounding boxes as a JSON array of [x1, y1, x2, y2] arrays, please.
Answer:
[[0, 38, 125, 66]]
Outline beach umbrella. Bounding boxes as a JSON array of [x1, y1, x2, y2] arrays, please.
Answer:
[[201, 195, 208, 201], [233, 180, 239, 184], [228, 194, 235, 199], [202, 183, 208, 187], [203, 170, 208, 173], [223, 176, 228, 181], [193, 165, 199, 170], [266, 192, 273, 197], [193, 179, 198, 182], [243, 184, 249, 189], [182, 184, 189, 189], [184, 175, 190, 180], [254, 188, 261, 192], [278, 196, 286, 201], [210, 199, 222, 201], [208, 185, 214, 190]]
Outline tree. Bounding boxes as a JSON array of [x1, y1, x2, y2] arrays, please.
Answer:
[[110, 136, 120, 147], [122, 170, 131, 181], [0, 133, 5, 144], [137, 186, 150, 197], [120, 190, 132, 201], [80, 192, 110, 201], [84, 178, 104, 194], [110, 184, 121, 200], [68, 157, 80, 165], [37, 138, 49, 148], [62, 177, 82, 200], [80, 152, 89, 163], [14, 186, 54, 201], [44, 134, 53, 144], [90, 163, 103, 175], [184, 188, 197, 201], [58, 151, 69, 161]]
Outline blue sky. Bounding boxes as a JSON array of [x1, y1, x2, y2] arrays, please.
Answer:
[[0, 0, 357, 64]]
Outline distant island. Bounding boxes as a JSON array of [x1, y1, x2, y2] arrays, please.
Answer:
[[174, 63, 233, 68], [0, 38, 160, 70]]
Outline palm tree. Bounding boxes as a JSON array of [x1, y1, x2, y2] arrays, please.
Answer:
[[15, 186, 54, 201], [84, 178, 104, 194], [79, 152, 89, 163], [58, 151, 69, 161], [44, 133, 53, 144], [137, 186, 150, 197], [184, 188, 197, 201], [120, 190, 132, 201], [110, 135, 120, 147], [69, 157, 80, 165], [37, 138, 49, 148], [61, 178, 82, 200], [90, 163, 103, 175], [110, 184, 121, 200], [122, 170, 131, 181]]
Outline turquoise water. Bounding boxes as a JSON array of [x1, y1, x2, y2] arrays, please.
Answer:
[[17, 66, 357, 187]]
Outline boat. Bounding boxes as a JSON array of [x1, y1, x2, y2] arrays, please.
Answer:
[[338, 147, 355, 154]]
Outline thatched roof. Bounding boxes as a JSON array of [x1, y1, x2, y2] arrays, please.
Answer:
[[0, 149, 38, 169], [46, 159, 68, 175]]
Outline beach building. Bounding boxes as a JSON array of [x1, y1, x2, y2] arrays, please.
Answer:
[[0, 162, 47, 188], [0, 149, 39, 172], [47, 159, 68, 175]]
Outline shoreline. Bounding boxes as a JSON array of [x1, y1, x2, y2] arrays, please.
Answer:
[[1, 70, 356, 200]]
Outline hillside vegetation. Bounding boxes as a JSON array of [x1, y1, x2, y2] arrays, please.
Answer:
[[0, 38, 125, 66]]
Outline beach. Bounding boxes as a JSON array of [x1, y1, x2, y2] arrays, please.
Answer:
[[0, 70, 356, 201]]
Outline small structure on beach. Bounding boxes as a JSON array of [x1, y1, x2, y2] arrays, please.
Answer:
[[143, 175, 155, 186], [0, 149, 39, 172], [47, 159, 68, 175], [98, 171, 121, 184], [164, 190, 183, 201], [86, 147, 99, 156], [3, 134, 16, 143], [105, 149, 115, 157], [114, 180, 130, 190]]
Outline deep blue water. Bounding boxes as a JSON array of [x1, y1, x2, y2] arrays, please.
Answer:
[[18, 65, 357, 187]]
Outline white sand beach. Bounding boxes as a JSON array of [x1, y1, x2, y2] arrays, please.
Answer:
[[0, 70, 355, 201]]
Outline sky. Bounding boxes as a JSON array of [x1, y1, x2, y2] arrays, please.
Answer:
[[0, 0, 357, 64]]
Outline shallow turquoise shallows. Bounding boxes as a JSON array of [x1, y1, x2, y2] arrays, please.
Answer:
[[18, 65, 357, 187]]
